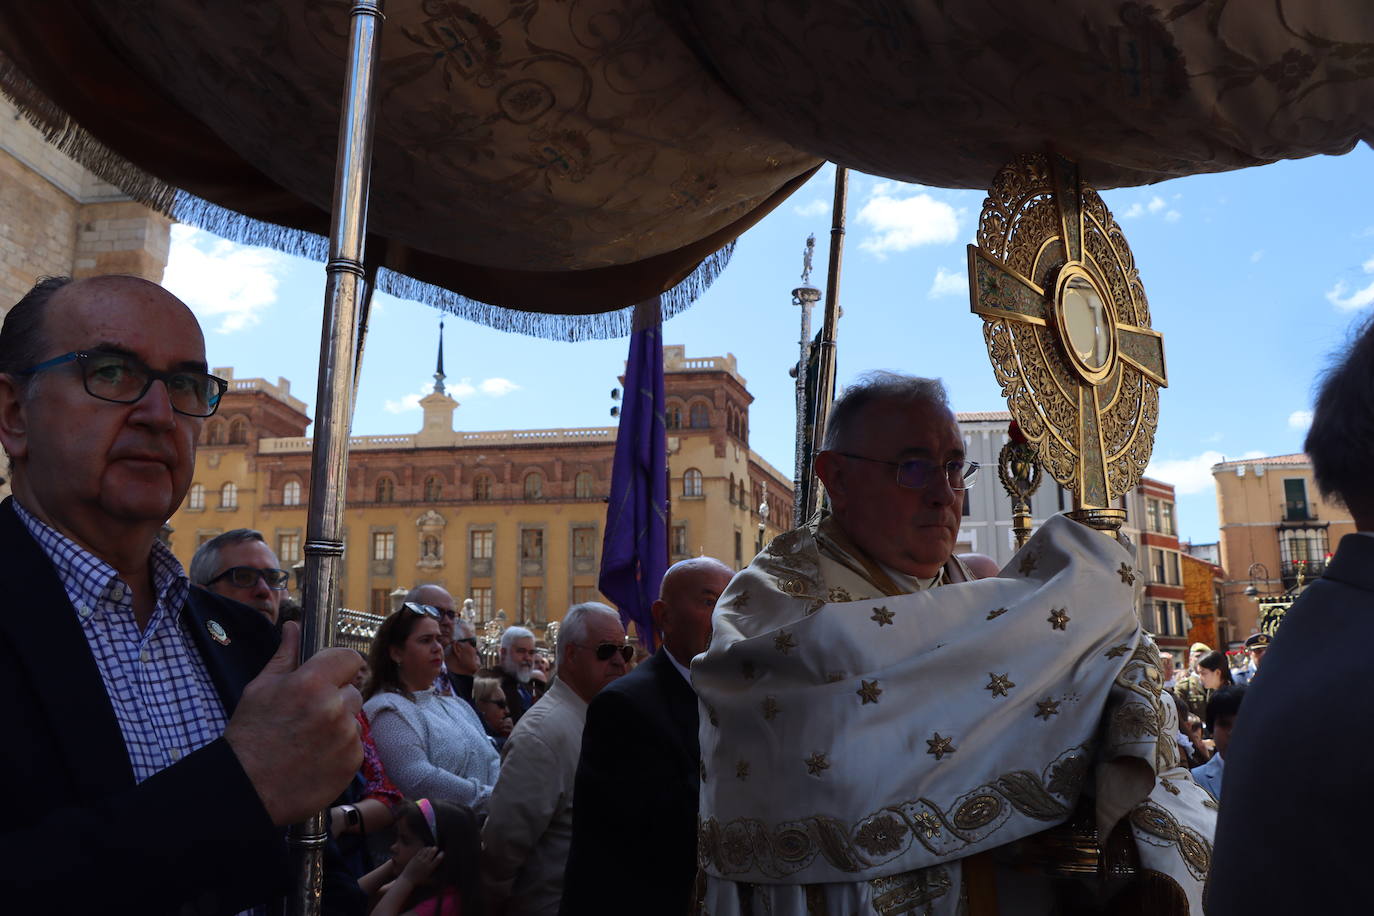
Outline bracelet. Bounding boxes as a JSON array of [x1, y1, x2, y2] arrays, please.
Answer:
[[343, 804, 362, 833]]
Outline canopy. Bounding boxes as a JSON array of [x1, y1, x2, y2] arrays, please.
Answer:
[[2, 0, 1369, 337]]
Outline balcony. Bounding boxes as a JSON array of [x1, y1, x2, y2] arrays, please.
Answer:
[[1279, 500, 1318, 524], [1280, 559, 1324, 590]]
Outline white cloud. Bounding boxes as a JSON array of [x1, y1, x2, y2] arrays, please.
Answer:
[[1146, 449, 1265, 496], [792, 199, 829, 218], [1164, 210, 1181, 223], [1122, 195, 1182, 223], [1123, 203, 1144, 219], [383, 376, 520, 413], [163, 225, 288, 334], [1147, 196, 1166, 214], [928, 267, 967, 299], [855, 187, 960, 257], [1250, 250, 1264, 263], [1287, 409, 1314, 430], [1325, 255, 1374, 311]]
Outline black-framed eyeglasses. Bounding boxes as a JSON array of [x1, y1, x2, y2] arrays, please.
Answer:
[[403, 601, 441, 619], [18, 350, 228, 418], [833, 453, 979, 491], [207, 566, 290, 590], [579, 641, 633, 663], [456, 637, 478, 648]]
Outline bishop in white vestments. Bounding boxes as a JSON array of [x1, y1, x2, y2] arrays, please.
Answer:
[[693, 374, 1213, 915]]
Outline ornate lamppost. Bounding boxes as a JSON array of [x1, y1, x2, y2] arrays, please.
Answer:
[[790, 235, 821, 526]]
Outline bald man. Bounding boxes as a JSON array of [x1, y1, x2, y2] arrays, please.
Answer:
[[561, 557, 734, 916]]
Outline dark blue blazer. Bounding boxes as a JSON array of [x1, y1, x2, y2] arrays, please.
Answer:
[[0, 497, 336, 914], [561, 647, 701, 916], [1208, 533, 1374, 914]]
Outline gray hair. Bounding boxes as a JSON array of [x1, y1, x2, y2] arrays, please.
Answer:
[[500, 625, 535, 653], [190, 528, 268, 585], [556, 602, 620, 664], [453, 617, 477, 640], [472, 675, 504, 704], [821, 372, 950, 452], [1306, 314, 1374, 519]]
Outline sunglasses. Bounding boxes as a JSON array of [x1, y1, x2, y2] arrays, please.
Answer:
[[207, 566, 289, 589], [582, 641, 634, 663], [403, 601, 444, 619], [456, 637, 478, 648]]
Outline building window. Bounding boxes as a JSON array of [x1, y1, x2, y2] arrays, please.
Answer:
[[220, 482, 237, 510], [728, 473, 736, 505], [229, 416, 249, 444], [521, 586, 543, 621], [1167, 552, 1181, 586], [1162, 501, 1174, 536], [471, 529, 494, 559], [282, 479, 302, 506], [372, 531, 395, 561], [473, 473, 493, 501], [672, 524, 688, 557], [370, 588, 391, 614], [572, 585, 599, 605], [470, 587, 492, 620], [683, 468, 703, 498], [521, 528, 544, 561], [523, 471, 543, 499], [667, 406, 682, 429], [207, 420, 227, 445], [572, 526, 596, 560], [1150, 547, 1165, 583], [424, 475, 442, 501], [420, 534, 441, 560], [690, 403, 710, 428], [574, 471, 594, 499], [734, 530, 743, 567], [1147, 498, 1161, 533], [376, 477, 394, 503], [1279, 525, 1330, 586], [188, 483, 205, 511], [1282, 478, 1310, 521], [277, 532, 301, 565]]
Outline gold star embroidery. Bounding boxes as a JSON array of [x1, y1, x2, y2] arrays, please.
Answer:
[[1105, 644, 1130, 659], [1019, 552, 1038, 576], [914, 812, 942, 838], [774, 630, 797, 655], [1118, 563, 1136, 585], [805, 752, 830, 776], [762, 696, 779, 720], [725, 590, 750, 610], [1048, 608, 1070, 630], [857, 680, 882, 705], [926, 733, 956, 760], [986, 673, 1014, 697], [736, 760, 750, 780], [986, 607, 1009, 620], [871, 605, 894, 627], [1035, 698, 1061, 720], [742, 660, 756, 680]]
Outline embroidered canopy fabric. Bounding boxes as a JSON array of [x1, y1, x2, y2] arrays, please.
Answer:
[[693, 515, 1216, 913], [1, 1, 1370, 336]]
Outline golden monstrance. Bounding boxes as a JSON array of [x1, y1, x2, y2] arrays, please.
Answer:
[[969, 153, 1168, 533]]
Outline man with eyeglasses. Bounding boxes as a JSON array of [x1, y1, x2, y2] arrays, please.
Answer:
[[484, 602, 629, 915], [693, 372, 1213, 914], [191, 529, 290, 624], [0, 276, 366, 914]]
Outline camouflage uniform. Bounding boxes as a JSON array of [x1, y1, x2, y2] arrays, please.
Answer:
[[1175, 671, 1211, 721]]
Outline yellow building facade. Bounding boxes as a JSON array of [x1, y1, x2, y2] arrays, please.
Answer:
[[167, 347, 793, 638], [1213, 453, 1355, 643]]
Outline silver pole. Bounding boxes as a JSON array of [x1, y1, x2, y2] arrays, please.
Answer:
[[802, 166, 848, 522], [289, 3, 385, 915], [791, 235, 820, 527]]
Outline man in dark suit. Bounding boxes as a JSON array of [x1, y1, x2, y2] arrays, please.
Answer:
[[1208, 314, 1374, 914], [560, 557, 733, 916], [0, 275, 365, 914]]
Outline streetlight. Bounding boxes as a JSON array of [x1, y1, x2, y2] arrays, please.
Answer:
[[1243, 562, 1269, 601]]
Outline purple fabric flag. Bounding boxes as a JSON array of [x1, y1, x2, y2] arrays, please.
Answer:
[[599, 298, 669, 650]]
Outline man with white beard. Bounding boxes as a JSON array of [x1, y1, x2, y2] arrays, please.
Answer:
[[488, 625, 538, 724]]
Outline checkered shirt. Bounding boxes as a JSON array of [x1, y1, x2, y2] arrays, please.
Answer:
[[16, 501, 227, 783]]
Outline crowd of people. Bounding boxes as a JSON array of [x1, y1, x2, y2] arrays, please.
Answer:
[[3, 272, 1371, 915]]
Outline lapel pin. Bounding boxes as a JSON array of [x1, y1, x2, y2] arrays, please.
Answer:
[[207, 620, 231, 646]]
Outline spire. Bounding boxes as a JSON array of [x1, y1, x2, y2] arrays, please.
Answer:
[[433, 315, 446, 394]]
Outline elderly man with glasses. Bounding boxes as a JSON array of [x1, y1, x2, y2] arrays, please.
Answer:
[[693, 372, 1213, 915], [0, 275, 365, 914], [191, 529, 290, 624]]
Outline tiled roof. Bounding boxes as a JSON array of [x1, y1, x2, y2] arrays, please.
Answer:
[[956, 410, 1013, 422], [1212, 453, 1309, 468]]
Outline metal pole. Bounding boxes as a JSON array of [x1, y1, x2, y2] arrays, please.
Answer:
[[791, 235, 820, 527], [803, 167, 848, 521], [289, 3, 385, 915]]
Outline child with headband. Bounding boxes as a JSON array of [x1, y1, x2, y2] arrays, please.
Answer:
[[360, 798, 483, 915]]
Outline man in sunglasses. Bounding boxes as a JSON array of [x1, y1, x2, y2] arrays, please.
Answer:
[[191, 528, 290, 624], [0, 276, 365, 914], [484, 602, 629, 915], [693, 372, 1213, 914]]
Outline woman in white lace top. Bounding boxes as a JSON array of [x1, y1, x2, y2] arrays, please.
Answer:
[[363, 603, 500, 813]]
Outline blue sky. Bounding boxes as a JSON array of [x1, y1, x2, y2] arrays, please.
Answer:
[[164, 144, 1374, 547]]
